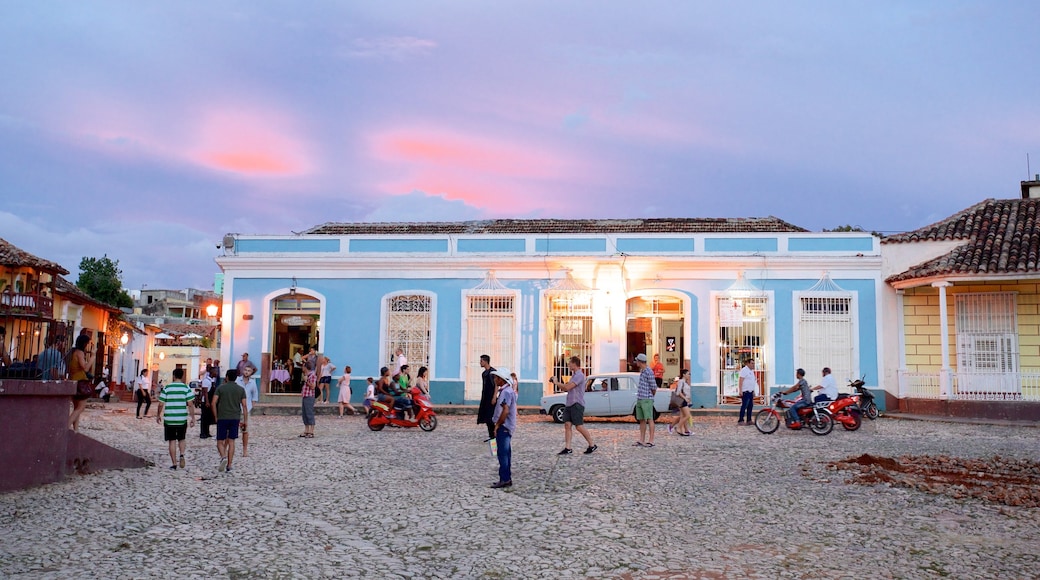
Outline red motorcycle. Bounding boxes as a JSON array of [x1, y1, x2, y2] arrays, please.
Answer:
[[755, 393, 833, 435], [367, 389, 438, 432]]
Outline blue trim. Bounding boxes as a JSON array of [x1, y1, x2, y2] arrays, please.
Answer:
[[457, 238, 526, 253], [689, 385, 715, 409], [788, 237, 874, 252], [704, 238, 777, 252], [535, 238, 606, 253], [616, 238, 694, 253], [349, 239, 449, 253], [237, 239, 340, 253]]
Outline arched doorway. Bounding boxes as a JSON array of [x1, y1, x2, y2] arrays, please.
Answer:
[[626, 295, 684, 381], [268, 291, 321, 393]]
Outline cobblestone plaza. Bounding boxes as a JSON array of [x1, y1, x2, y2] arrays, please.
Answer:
[[2, 406, 1038, 579]]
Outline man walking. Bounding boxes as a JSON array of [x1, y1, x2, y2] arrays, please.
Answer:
[[236, 365, 259, 456], [633, 353, 657, 447], [211, 369, 247, 473], [548, 356, 597, 455], [156, 368, 196, 470], [737, 358, 757, 425], [476, 355, 496, 440], [490, 367, 517, 489]]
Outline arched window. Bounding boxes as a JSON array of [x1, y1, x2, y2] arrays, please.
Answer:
[[383, 293, 433, 372]]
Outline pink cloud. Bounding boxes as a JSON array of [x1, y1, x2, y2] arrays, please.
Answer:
[[368, 127, 591, 212], [186, 109, 314, 177]]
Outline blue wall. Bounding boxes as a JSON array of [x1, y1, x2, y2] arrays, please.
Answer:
[[616, 238, 694, 253], [704, 238, 777, 252], [788, 237, 874, 252], [534, 238, 606, 253], [457, 238, 526, 253], [237, 239, 341, 253], [349, 239, 449, 253]]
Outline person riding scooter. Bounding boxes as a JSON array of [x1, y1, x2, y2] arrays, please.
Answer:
[[779, 368, 812, 425], [812, 367, 838, 403]]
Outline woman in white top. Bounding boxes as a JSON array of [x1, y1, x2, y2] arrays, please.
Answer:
[[337, 366, 357, 417], [670, 368, 693, 436]]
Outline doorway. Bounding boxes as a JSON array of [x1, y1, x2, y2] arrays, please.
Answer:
[[269, 293, 321, 393], [625, 296, 684, 382], [717, 295, 769, 404]]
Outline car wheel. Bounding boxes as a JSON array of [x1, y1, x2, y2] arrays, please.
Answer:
[[550, 405, 565, 424]]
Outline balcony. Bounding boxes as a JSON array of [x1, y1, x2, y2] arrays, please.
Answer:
[[0, 291, 54, 318]]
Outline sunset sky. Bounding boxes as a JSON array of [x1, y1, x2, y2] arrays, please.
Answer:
[[2, 2, 1039, 290]]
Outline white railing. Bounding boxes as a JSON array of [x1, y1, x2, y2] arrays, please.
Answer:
[[899, 372, 942, 399], [898, 370, 1040, 402]]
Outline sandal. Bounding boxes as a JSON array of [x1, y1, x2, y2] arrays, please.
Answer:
[[632, 441, 644, 447], [644, 442, 655, 448], [305, 433, 314, 438], [298, 434, 307, 438]]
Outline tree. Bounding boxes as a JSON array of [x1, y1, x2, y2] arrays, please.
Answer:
[[823, 224, 883, 238], [76, 256, 133, 308]]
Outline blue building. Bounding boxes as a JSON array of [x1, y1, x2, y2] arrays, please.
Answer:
[[215, 218, 883, 407]]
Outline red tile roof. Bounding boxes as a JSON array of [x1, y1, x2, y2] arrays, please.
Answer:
[[304, 217, 808, 235], [885, 198, 1040, 283], [0, 238, 69, 275]]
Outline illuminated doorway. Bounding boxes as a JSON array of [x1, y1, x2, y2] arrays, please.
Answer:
[[269, 292, 321, 393], [626, 296, 684, 382]]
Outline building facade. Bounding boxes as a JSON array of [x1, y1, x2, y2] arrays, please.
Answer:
[[216, 218, 884, 407]]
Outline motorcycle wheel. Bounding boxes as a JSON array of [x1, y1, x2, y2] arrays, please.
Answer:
[[841, 411, 862, 431], [419, 414, 438, 432], [367, 416, 385, 431], [754, 409, 779, 434], [865, 402, 879, 420], [809, 413, 834, 435]]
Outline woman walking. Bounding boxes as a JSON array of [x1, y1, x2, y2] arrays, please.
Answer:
[[669, 369, 693, 436], [135, 368, 152, 419], [299, 360, 317, 438], [67, 334, 95, 431], [337, 366, 357, 416]]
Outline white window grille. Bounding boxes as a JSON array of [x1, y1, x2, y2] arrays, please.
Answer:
[[464, 294, 517, 400], [546, 294, 594, 386], [955, 292, 1018, 394], [794, 275, 856, 388], [384, 294, 432, 371], [718, 296, 769, 402]]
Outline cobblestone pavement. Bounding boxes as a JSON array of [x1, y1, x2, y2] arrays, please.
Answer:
[[2, 404, 1039, 579]]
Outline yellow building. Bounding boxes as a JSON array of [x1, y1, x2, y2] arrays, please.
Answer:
[[882, 182, 1040, 416]]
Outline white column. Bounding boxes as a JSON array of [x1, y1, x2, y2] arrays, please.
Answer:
[[896, 289, 907, 398], [933, 281, 952, 398]]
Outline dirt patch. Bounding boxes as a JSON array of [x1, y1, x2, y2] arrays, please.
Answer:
[[829, 454, 1040, 508]]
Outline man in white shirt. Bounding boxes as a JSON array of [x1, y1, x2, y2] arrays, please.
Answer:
[[813, 367, 839, 403], [737, 358, 758, 425], [393, 348, 407, 375], [236, 365, 259, 456]]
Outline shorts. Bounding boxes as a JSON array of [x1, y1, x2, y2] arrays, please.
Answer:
[[363, 399, 373, 409], [163, 423, 188, 441], [679, 400, 689, 408], [561, 403, 585, 426], [635, 399, 655, 421], [319, 376, 332, 385], [216, 419, 240, 440]]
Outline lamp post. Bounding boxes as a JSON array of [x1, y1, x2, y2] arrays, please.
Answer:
[[119, 332, 129, 385]]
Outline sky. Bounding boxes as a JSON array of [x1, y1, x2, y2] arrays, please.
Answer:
[[2, 1, 1039, 291]]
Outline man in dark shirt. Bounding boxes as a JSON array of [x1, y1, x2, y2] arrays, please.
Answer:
[[476, 355, 496, 441]]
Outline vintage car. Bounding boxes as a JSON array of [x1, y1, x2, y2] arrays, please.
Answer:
[[539, 372, 674, 423]]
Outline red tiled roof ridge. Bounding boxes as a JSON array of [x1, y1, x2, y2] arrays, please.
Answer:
[[303, 216, 809, 235], [885, 197, 1040, 283], [0, 237, 70, 275]]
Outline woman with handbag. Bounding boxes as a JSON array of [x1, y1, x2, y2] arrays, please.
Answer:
[[668, 369, 693, 436], [67, 334, 95, 431]]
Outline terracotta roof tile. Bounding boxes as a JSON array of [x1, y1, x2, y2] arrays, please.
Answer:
[[885, 198, 1040, 283], [0, 238, 69, 275], [303, 217, 808, 235]]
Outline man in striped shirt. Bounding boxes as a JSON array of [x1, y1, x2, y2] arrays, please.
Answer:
[[156, 368, 196, 470]]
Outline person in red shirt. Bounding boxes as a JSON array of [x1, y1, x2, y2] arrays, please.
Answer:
[[651, 354, 665, 388]]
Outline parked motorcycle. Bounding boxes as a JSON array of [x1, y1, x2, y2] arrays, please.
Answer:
[[367, 390, 438, 432], [754, 393, 833, 435], [848, 377, 879, 420]]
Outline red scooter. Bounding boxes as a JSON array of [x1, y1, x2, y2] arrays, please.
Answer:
[[827, 393, 862, 431], [367, 389, 438, 432]]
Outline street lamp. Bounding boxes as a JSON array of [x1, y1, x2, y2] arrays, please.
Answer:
[[119, 332, 129, 384], [206, 304, 218, 317]]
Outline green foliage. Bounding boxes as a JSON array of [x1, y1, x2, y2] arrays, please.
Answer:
[[823, 224, 883, 237], [76, 255, 133, 308]]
